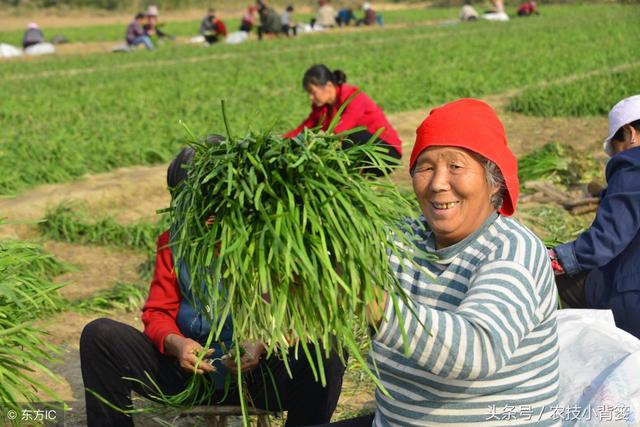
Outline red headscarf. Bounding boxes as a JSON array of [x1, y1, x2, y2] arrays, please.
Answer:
[[410, 98, 519, 216]]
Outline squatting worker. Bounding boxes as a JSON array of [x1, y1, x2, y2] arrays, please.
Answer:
[[330, 99, 560, 426], [550, 94, 640, 339], [284, 64, 402, 175], [80, 139, 346, 427]]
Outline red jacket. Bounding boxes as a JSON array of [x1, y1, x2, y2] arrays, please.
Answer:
[[141, 231, 183, 354], [214, 19, 228, 37], [284, 83, 402, 155]]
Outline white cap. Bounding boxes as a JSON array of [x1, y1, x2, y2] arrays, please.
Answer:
[[28, 22, 39, 29], [363, 2, 371, 10], [603, 95, 640, 157], [146, 5, 159, 16]]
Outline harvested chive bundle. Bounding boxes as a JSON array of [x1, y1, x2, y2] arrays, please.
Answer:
[[0, 228, 67, 417], [168, 119, 420, 413]]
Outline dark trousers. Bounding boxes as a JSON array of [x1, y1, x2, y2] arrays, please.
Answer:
[[80, 318, 346, 427], [313, 413, 375, 427], [342, 130, 402, 177], [204, 34, 220, 44], [555, 272, 588, 308]]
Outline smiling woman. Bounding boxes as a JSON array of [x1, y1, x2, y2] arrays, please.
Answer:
[[327, 99, 560, 427]]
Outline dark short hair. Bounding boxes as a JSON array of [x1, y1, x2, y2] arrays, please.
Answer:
[[302, 64, 347, 89], [167, 134, 225, 192], [612, 119, 640, 142], [135, 12, 145, 20]]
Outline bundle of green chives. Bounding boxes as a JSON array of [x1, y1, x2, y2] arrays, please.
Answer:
[[0, 230, 66, 418], [165, 112, 421, 418]]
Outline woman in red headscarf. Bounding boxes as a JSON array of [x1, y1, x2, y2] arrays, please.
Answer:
[[327, 99, 560, 426]]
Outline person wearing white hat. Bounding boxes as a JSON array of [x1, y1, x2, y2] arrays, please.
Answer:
[[144, 5, 175, 41], [550, 94, 640, 340], [356, 2, 377, 26]]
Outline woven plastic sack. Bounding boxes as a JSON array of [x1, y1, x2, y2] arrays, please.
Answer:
[[557, 309, 640, 426]]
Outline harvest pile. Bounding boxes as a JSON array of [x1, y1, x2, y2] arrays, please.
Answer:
[[166, 119, 424, 415], [0, 227, 68, 416]]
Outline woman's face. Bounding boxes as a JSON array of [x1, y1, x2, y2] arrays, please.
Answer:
[[611, 125, 638, 154], [306, 83, 337, 107], [412, 146, 499, 249]]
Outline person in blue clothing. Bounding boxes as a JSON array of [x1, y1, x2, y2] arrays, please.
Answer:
[[550, 94, 640, 340]]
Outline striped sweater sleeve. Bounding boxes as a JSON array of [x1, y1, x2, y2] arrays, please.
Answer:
[[375, 260, 544, 380]]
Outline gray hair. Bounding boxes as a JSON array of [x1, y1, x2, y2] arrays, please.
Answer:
[[483, 158, 506, 210]]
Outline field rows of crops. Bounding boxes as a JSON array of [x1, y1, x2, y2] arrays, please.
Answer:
[[0, 4, 637, 194], [0, 7, 458, 45], [1, 3, 637, 423]]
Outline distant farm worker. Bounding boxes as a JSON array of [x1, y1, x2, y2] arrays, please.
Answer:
[[22, 22, 45, 49], [284, 64, 402, 175], [460, 0, 479, 21], [550, 95, 640, 340], [256, 0, 282, 40], [80, 140, 347, 427], [336, 8, 355, 26], [311, 0, 337, 29], [330, 98, 560, 426], [517, 0, 539, 16], [356, 2, 377, 26], [126, 13, 155, 50], [144, 5, 174, 40], [281, 5, 297, 37], [199, 9, 228, 44], [240, 5, 258, 33]]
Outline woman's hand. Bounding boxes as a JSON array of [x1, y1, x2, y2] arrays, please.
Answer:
[[164, 334, 215, 375], [221, 341, 266, 374], [367, 288, 389, 327]]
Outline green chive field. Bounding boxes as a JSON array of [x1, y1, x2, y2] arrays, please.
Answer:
[[0, 1, 637, 424]]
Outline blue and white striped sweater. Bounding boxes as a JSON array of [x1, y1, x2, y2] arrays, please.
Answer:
[[371, 213, 560, 426]]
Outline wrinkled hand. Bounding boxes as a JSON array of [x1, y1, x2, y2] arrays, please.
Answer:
[[165, 334, 215, 375], [547, 248, 565, 276], [221, 341, 265, 374]]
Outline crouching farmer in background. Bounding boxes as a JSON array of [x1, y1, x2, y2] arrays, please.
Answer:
[[126, 13, 155, 50], [550, 95, 640, 340], [80, 142, 346, 427]]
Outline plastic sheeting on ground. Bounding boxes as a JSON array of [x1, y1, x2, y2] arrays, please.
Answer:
[[557, 309, 640, 426], [482, 12, 510, 21], [112, 43, 131, 53], [225, 31, 248, 45], [0, 43, 23, 58], [24, 42, 56, 56]]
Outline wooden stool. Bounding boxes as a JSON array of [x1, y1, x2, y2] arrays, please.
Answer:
[[179, 405, 282, 427]]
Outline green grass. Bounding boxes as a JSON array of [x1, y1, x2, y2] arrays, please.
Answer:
[[0, 231, 69, 414], [70, 281, 148, 313], [0, 4, 636, 194], [38, 203, 166, 252], [519, 204, 594, 247], [508, 64, 640, 117], [517, 141, 600, 187]]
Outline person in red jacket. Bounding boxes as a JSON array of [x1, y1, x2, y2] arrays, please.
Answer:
[[80, 141, 346, 427], [284, 64, 402, 175]]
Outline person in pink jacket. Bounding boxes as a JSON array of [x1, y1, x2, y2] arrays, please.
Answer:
[[285, 64, 402, 175]]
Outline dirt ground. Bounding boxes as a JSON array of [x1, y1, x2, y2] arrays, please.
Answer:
[[3, 95, 607, 424]]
